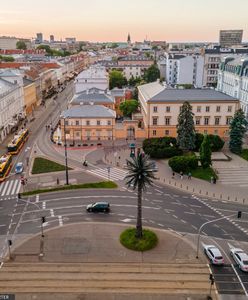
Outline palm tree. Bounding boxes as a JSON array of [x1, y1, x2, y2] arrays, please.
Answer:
[[125, 154, 156, 238]]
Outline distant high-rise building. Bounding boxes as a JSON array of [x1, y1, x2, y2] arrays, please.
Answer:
[[50, 35, 55, 43], [219, 30, 243, 47], [65, 37, 76, 44], [36, 33, 43, 44], [127, 33, 131, 45]]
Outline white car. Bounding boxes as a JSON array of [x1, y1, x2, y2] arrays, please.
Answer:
[[204, 245, 224, 265], [230, 248, 248, 272]]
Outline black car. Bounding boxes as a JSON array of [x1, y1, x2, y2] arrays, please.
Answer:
[[86, 202, 110, 213]]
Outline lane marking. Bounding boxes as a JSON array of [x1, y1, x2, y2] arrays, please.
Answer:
[[231, 264, 248, 296], [36, 195, 39, 203], [50, 209, 55, 217], [58, 215, 63, 226], [42, 202, 46, 209]]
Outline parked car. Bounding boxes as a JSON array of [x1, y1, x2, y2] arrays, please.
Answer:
[[204, 245, 224, 265], [230, 248, 248, 272], [86, 202, 110, 213], [15, 162, 24, 174]]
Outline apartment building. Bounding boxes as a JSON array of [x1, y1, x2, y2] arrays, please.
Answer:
[[163, 53, 204, 87], [138, 82, 239, 139], [219, 30, 243, 47], [217, 57, 248, 118], [202, 47, 248, 87]]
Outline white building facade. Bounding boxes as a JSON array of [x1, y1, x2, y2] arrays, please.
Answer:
[[163, 53, 204, 88], [217, 57, 248, 118], [75, 66, 109, 94], [0, 70, 25, 141]]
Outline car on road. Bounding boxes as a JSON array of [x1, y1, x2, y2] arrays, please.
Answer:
[[15, 162, 24, 174], [86, 202, 110, 213], [204, 245, 224, 265], [230, 248, 248, 272]]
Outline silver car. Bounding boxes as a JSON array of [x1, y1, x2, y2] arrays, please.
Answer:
[[204, 245, 224, 265], [230, 248, 248, 272]]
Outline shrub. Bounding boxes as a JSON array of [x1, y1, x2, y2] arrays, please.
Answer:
[[143, 137, 179, 159], [194, 133, 224, 152], [168, 155, 198, 173], [148, 147, 183, 159]]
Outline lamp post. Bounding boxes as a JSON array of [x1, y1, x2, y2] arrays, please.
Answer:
[[63, 117, 69, 185]]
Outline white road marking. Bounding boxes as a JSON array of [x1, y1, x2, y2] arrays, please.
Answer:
[[121, 218, 133, 223], [231, 264, 248, 296], [58, 215, 63, 226], [42, 202, 46, 209], [36, 195, 39, 203], [50, 209, 54, 217]]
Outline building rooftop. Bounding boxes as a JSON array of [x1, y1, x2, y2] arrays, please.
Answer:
[[0, 78, 16, 96], [70, 92, 114, 105], [138, 81, 165, 101], [119, 55, 153, 61], [61, 105, 116, 118]]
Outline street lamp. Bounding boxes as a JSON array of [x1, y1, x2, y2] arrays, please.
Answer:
[[63, 117, 69, 185]]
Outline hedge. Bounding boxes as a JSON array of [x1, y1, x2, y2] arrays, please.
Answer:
[[146, 146, 183, 159], [168, 155, 198, 173], [194, 133, 224, 152], [143, 137, 180, 159]]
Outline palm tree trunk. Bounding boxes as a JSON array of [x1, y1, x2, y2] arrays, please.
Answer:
[[136, 181, 143, 238]]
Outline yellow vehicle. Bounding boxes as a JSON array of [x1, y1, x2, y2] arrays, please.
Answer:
[[0, 154, 12, 182], [7, 128, 29, 155]]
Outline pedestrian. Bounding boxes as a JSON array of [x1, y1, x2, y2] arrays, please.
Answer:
[[56, 178, 60, 185], [210, 176, 213, 184], [172, 172, 175, 179], [213, 177, 217, 184], [180, 171, 183, 180], [188, 172, 191, 180]]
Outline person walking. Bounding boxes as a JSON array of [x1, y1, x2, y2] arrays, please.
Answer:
[[180, 171, 183, 180], [172, 172, 175, 179], [188, 172, 191, 180]]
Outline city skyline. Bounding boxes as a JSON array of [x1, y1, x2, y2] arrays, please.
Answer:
[[1, 0, 248, 42]]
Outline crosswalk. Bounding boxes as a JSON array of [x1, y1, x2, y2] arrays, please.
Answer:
[[217, 167, 248, 187], [87, 167, 128, 182], [0, 179, 21, 197]]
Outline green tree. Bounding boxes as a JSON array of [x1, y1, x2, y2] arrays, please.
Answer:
[[229, 109, 248, 154], [16, 41, 27, 50], [37, 44, 52, 55], [1, 56, 15, 62], [177, 101, 196, 151], [125, 154, 156, 238], [119, 100, 139, 118], [200, 135, 212, 168], [109, 70, 127, 89], [144, 63, 160, 82]]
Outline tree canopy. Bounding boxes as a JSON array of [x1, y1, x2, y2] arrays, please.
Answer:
[[119, 100, 139, 118], [16, 41, 27, 50], [37, 45, 71, 57], [177, 101, 196, 151], [144, 63, 160, 83], [109, 70, 127, 89], [200, 135, 212, 168], [229, 109, 248, 154]]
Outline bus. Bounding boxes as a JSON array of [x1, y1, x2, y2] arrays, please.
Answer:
[[0, 154, 12, 182], [7, 128, 29, 155]]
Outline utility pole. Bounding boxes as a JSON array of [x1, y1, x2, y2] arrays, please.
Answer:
[[63, 117, 69, 185]]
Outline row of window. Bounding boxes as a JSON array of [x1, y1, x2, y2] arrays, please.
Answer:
[[152, 129, 229, 137], [152, 116, 232, 126], [153, 105, 233, 113], [65, 120, 112, 126]]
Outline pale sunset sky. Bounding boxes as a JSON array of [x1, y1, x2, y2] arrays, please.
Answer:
[[0, 0, 248, 42]]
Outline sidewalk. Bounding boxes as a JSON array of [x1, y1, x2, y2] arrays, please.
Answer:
[[104, 148, 248, 205]]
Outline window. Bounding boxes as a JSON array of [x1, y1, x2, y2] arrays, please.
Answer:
[[166, 106, 170, 113], [216, 106, 221, 112], [65, 120, 69, 126], [153, 106, 158, 113], [97, 120, 101, 126], [228, 106, 232, 112], [107, 120, 111, 126], [215, 117, 220, 125], [197, 106, 201, 113], [152, 130, 157, 136], [204, 117, 209, 125], [86, 120, 90, 126], [152, 117, 158, 125], [75, 131, 80, 137], [226, 117, 232, 125], [165, 130, 169, 136], [195, 117, 201, 125], [76, 121, 79, 126], [206, 106, 210, 112], [165, 117, 170, 125]]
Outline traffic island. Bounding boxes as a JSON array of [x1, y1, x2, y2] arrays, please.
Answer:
[[31, 157, 72, 174], [120, 227, 158, 251]]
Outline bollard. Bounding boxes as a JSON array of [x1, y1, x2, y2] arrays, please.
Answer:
[[227, 196, 230, 200], [235, 197, 237, 201], [220, 194, 222, 199], [213, 193, 215, 197], [169, 180, 171, 184], [186, 186, 188, 190], [243, 199, 245, 204], [164, 179, 165, 183], [180, 184, 182, 188], [199, 190, 201, 194], [174, 182, 176, 186], [193, 188, 194, 192], [206, 191, 208, 196]]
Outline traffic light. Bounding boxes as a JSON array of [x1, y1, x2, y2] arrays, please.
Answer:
[[238, 211, 242, 219], [41, 216, 46, 223]]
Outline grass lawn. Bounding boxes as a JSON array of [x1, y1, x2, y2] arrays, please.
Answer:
[[22, 181, 118, 196], [191, 167, 217, 181], [32, 157, 72, 174], [120, 228, 158, 251], [241, 149, 248, 161]]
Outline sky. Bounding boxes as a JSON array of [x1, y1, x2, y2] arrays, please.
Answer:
[[0, 0, 248, 42]]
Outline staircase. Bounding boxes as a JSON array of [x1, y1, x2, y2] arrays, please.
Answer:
[[0, 262, 211, 295]]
